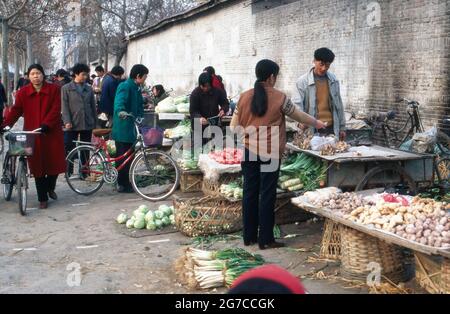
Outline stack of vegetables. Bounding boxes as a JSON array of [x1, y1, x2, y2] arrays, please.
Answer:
[[116, 204, 175, 230], [155, 95, 190, 113], [220, 179, 243, 200], [279, 153, 326, 191], [208, 148, 243, 165], [174, 95, 189, 113], [175, 247, 265, 289], [178, 148, 199, 171], [164, 119, 191, 139], [155, 96, 177, 113]]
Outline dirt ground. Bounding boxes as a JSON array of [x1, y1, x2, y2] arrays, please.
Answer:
[[0, 175, 427, 294]]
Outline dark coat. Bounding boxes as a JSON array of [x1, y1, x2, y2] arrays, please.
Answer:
[[61, 81, 97, 131], [99, 74, 123, 115]]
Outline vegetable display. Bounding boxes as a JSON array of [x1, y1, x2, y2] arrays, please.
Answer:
[[279, 153, 326, 191], [208, 148, 243, 165], [164, 120, 191, 138], [293, 128, 313, 150], [116, 204, 176, 230], [220, 179, 243, 200], [106, 140, 116, 156], [175, 247, 265, 289], [303, 190, 450, 248], [155, 97, 177, 113]]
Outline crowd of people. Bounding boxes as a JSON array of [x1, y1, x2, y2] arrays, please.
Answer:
[[0, 47, 345, 252]]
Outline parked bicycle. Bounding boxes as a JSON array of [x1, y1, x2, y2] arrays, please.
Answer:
[[65, 113, 180, 201], [365, 98, 450, 186], [1, 127, 42, 215]]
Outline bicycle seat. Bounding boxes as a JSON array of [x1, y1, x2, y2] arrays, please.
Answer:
[[93, 129, 112, 137]]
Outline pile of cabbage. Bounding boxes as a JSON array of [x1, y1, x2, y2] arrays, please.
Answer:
[[155, 95, 189, 114], [116, 204, 175, 230]]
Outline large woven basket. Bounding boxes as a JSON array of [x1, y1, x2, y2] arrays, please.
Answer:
[[415, 252, 450, 294], [339, 225, 405, 282], [173, 196, 242, 237], [320, 219, 341, 260], [202, 173, 241, 198]]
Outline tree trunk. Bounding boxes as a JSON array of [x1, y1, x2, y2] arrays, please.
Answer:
[[86, 35, 90, 65], [26, 32, 33, 67], [2, 19, 10, 105], [14, 46, 20, 92], [104, 41, 109, 72], [114, 45, 127, 66]]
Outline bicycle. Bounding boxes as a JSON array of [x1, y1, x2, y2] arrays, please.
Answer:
[[65, 113, 180, 201], [1, 127, 42, 215], [365, 98, 450, 187]]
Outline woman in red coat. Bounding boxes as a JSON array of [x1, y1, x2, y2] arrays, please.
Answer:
[[1, 64, 66, 209]]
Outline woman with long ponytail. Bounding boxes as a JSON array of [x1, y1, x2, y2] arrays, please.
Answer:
[[231, 59, 325, 250]]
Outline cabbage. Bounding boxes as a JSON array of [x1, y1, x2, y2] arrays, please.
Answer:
[[169, 214, 175, 225], [176, 103, 189, 113], [154, 219, 163, 229], [146, 221, 157, 230], [126, 217, 136, 229], [162, 216, 171, 226], [134, 218, 146, 229], [134, 212, 145, 221], [174, 95, 188, 105], [138, 205, 149, 214], [154, 210, 164, 219], [156, 97, 177, 113], [159, 205, 172, 216], [116, 213, 129, 224], [144, 211, 155, 223]]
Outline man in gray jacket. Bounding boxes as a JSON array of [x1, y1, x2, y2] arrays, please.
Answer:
[[62, 63, 97, 169], [292, 48, 346, 140]]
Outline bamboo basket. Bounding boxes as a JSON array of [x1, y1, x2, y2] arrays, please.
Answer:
[[202, 173, 241, 198], [320, 219, 341, 260], [339, 225, 405, 282], [415, 253, 450, 294], [180, 169, 203, 193], [173, 196, 242, 237]]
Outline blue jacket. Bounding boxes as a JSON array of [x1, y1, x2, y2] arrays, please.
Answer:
[[99, 74, 123, 115], [112, 79, 144, 143]]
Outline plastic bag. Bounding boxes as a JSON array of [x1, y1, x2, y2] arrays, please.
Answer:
[[411, 126, 437, 153], [310, 135, 337, 151]]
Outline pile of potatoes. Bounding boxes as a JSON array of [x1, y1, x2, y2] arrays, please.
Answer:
[[343, 197, 450, 248]]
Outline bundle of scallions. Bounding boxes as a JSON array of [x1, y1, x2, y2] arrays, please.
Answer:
[[175, 247, 265, 289]]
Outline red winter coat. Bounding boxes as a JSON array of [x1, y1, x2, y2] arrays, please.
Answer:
[[2, 82, 66, 178]]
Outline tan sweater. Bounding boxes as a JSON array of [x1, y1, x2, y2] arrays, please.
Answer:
[[315, 79, 333, 126]]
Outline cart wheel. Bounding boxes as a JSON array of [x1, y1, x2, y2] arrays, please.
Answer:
[[355, 164, 417, 194]]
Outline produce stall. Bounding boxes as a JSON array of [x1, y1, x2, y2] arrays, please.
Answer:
[[286, 141, 434, 193], [291, 188, 450, 293]]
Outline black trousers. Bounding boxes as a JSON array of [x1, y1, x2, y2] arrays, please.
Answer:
[[116, 141, 133, 188], [241, 149, 280, 246], [35, 175, 58, 202], [64, 130, 92, 155], [65, 130, 93, 176]]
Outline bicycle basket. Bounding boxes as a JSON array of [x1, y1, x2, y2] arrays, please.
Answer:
[[140, 127, 164, 147], [7, 133, 37, 156]]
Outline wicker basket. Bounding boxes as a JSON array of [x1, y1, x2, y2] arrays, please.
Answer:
[[180, 169, 203, 193], [173, 196, 242, 237], [415, 253, 450, 294], [320, 219, 341, 260], [202, 173, 241, 198], [339, 225, 405, 282]]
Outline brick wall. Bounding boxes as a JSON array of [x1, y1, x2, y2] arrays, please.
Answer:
[[126, 0, 450, 135]]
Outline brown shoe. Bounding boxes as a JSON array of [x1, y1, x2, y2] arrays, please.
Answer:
[[48, 191, 58, 200], [39, 202, 48, 209], [259, 241, 285, 250]]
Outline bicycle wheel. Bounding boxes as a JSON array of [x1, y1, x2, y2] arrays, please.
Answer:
[[65, 145, 105, 195], [130, 150, 180, 201], [436, 157, 450, 186], [17, 160, 28, 216], [355, 164, 417, 195], [0, 133, 4, 157], [2, 154, 15, 201]]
